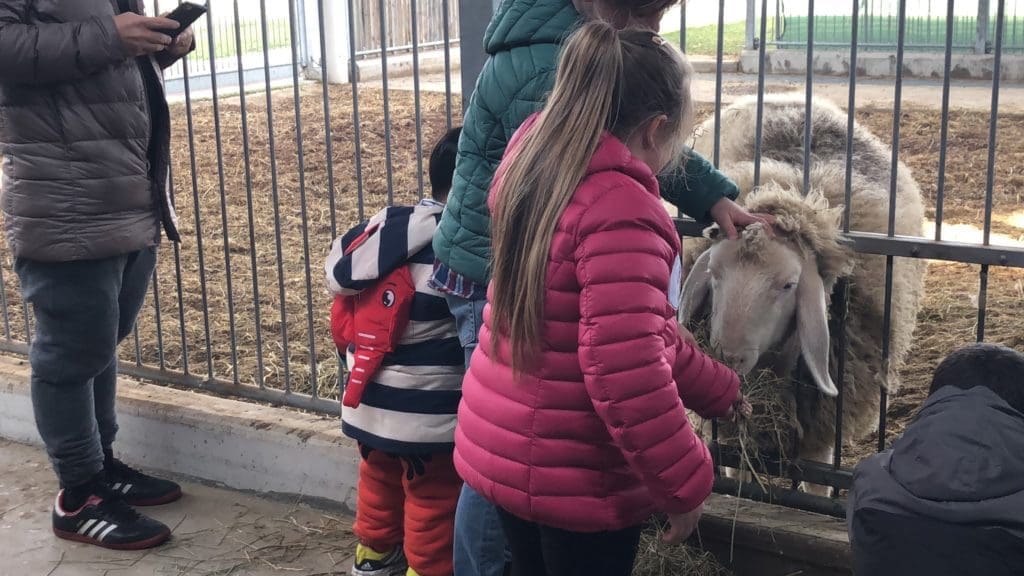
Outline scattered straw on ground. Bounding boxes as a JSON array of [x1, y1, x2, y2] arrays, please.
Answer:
[[633, 525, 732, 576]]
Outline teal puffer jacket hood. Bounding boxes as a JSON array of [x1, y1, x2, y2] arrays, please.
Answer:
[[433, 0, 738, 285]]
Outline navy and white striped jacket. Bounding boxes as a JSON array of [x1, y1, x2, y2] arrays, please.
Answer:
[[325, 199, 464, 454]]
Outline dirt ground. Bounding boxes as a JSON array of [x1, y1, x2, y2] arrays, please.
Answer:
[[0, 82, 1020, 470]]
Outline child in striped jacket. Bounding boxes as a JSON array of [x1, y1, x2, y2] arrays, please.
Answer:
[[325, 127, 464, 576]]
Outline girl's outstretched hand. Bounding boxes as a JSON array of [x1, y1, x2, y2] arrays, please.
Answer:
[[724, 393, 753, 421], [663, 502, 704, 544], [708, 198, 775, 240]]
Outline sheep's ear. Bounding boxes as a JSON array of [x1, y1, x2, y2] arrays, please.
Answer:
[[796, 261, 839, 397], [680, 249, 713, 325]]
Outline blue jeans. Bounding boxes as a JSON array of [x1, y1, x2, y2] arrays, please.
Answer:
[[445, 293, 510, 576], [15, 248, 157, 488]]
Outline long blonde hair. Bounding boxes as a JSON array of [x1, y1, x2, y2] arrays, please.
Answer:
[[489, 21, 695, 373]]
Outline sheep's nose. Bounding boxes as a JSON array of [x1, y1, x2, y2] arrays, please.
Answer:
[[722, 352, 754, 374]]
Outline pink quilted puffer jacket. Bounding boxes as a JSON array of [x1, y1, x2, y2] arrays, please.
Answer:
[[454, 117, 741, 533]]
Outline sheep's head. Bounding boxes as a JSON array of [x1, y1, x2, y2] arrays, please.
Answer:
[[679, 185, 854, 397]]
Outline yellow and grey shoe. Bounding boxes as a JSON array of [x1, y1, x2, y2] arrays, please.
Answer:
[[406, 569, 421, 576], [351, 543, 408, 576]]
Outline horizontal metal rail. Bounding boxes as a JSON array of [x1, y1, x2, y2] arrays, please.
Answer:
[[714, 476, 849, 518], [0, 341, 340, 416], [354, 38, 460, 58], [675, 219, 1024, 268], [712, 444, 856, 491]]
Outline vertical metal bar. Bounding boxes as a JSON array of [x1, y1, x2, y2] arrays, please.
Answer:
[[458, 0, 494, 113], [182, 34, 214, 381], [746, 0, 757, 49], [752, 0, 770, 188], [296, 0, 310, 67], [170, 193, 190, 375], [152, 0, 189, 375], [205, 2, 241, 385], [151, 269, 165, 370], [234, 0, 266, 388], [935, 0, 956, 241], [0, 264, 12, 340], [713, 0, 726, 166], [411, 0, 425, 198], [802, 0, 815, 195], [978, 0, 1005, 342], [21, 298, 30, 344], [707, 0, 727, 457], [833, 0, 861, 478], [260, 0, 292, 391], [879, 0, 908, 453], [378, 0, 396, 205], [317, 0, 338, 238], [133, 324, 142, 367], [978, 0, 991, 53], [680, 0, 687, 52], [287, 0, 320, 397], [442, 0, 453, 127], [347, 0, 366, 221]]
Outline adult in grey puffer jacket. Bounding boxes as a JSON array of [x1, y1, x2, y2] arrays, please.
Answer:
[[0, 0, 194, 551], [848, 343, 1024, 576]]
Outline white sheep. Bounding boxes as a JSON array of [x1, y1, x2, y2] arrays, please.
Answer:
[[678, 94, 927, 483]]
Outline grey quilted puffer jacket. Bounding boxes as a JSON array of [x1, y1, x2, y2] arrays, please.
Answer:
[[0, 0, 183, 262]]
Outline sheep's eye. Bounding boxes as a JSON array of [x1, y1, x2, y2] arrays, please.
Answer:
[[781, 282, 796, 291]]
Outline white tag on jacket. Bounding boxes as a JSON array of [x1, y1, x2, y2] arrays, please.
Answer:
[[669, 255, 682, 311]]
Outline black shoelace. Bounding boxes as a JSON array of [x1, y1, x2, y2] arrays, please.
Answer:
[[105, 458, 145, 482], [94, 484, 145, 525]]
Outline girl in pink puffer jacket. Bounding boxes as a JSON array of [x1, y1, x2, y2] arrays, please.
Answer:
[[453, 20, 747, 576]]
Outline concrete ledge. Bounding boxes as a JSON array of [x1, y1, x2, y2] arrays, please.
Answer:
[[0, 356, 359, 511], [688, 55, 741, 74], [0, 354, 852, 575], [741, 49, 1024, 82], [698, 493, 852, 576], [353, 48, 463, 83]]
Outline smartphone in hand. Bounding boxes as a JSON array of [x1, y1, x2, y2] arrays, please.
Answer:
[[163, 1, 207, 40]]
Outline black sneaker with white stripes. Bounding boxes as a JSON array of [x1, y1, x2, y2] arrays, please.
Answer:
[[105, 458, 182, 507], [52, 485, 171, 550]]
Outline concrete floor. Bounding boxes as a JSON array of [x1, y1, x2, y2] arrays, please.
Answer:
[[0, 440, 357, 576]]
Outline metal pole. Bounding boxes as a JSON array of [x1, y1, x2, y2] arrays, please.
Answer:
[[977, 0, 991, 53], [746, 0, 757, 49], [458, 0, 495, 115]]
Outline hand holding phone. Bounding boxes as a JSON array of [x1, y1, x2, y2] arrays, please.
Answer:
[[114, 12, 179, 57], [162, 2, 208, 40]]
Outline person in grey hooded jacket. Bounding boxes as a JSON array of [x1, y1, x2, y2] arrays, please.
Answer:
[[848, 343, 1024, 576], [0, 0, 194, 551]]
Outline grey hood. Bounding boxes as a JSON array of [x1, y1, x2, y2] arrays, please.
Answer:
[[849, 385, 1024, 538]]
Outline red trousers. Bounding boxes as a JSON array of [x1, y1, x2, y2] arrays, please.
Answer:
[[354, 447, 461, 576]]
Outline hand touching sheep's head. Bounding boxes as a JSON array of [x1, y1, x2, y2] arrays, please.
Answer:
[[679, 187, 854, 398]]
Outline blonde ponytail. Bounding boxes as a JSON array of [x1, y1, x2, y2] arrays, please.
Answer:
[[490, 21, 694, 374], [490, 21, 622, 373]]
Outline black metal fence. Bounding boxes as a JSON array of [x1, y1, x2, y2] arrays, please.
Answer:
[[0, 0, 1022, 518], [683, 0, 1024, 517], [770, 0, 1024, 53]]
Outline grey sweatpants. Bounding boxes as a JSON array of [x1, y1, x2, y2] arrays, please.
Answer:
[[15, 247, 157, 488]]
